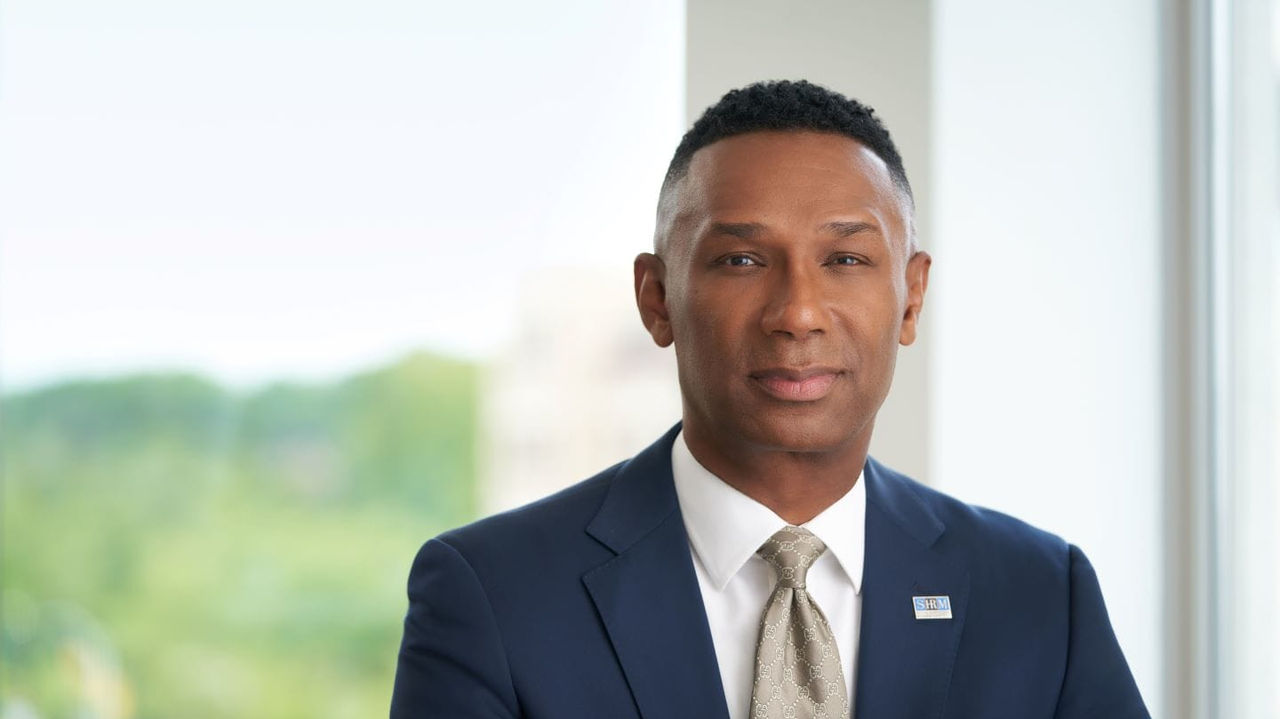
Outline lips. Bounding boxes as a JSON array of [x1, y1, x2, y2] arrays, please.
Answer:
[[749, 367, 842, 402]]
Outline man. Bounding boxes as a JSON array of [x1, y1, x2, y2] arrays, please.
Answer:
[[391, 80, 1149, 718]]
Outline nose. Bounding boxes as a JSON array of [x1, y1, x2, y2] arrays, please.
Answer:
[[760, 263, 828, 339]]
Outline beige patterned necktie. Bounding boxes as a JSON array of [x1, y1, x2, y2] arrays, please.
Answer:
[[750, 526, 850, 719]]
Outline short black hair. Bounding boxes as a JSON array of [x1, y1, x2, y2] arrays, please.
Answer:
[[661, 80, 912, 204]]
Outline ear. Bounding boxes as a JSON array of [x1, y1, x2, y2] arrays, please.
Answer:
[[899, 250, 932, 346], [634, 252, 674, 347]]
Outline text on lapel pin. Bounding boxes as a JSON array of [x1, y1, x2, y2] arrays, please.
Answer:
[[912, 595, 953, 620]]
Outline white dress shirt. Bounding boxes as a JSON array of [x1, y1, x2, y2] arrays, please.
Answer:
[[670, 430, 865, 719]]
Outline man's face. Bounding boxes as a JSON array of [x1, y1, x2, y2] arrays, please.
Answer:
[[636, 130, 930, 455]]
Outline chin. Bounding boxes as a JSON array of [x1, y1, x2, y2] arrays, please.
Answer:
[[739, 411, 857, 454]]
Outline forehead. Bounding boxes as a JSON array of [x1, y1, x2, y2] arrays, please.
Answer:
[[675, 130, 905, 231]]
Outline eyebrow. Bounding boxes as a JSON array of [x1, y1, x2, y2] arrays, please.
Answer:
[[707, 222, 766, 240], [820, 220, 878, 237], [707, 220, 878, 240]]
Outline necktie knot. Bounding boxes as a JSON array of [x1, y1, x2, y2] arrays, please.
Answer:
[[757, 525, 827, 589]]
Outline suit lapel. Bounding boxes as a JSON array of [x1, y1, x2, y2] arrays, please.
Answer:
[[855, 458, 970, 719], [582, 425, 730, 719]]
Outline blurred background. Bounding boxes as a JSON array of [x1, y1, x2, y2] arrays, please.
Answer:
[[0, 0, 1275, 717]]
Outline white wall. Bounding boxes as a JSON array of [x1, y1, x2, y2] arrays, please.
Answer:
[[931, 0, 1162, 713]]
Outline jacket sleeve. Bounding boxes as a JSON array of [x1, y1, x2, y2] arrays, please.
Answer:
[[1053, 544, 1151, 719], [390, 538, 520, 719]]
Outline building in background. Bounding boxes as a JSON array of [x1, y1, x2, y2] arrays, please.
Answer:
[[481, 267, 681, 513]]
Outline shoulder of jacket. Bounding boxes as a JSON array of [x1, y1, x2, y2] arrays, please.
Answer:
[[871, 458, 1072, 573]]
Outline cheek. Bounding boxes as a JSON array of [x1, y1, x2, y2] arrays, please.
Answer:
[[840, 291, 903, 363], [855, 277, 904, 327], [674, 289, 751, 370]]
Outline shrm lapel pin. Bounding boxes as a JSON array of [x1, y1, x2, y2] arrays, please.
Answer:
[[912, 595, 953, 620]]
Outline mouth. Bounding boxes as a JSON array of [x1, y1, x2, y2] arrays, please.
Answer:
[[748, 367, 843, 402]]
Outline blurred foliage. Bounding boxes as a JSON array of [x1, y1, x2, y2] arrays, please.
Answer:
[[0, 351, 478, 718]]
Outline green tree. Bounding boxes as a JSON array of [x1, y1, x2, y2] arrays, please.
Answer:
[[1, 351, 479, 718]]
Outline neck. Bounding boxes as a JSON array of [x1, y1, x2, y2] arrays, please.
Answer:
[[681, 421, 871, 525]]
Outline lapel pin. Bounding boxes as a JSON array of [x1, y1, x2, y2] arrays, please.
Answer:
[[912, 595, 953, 620]]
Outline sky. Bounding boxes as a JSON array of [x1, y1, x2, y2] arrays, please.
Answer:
[[0, 0, 684, 390]]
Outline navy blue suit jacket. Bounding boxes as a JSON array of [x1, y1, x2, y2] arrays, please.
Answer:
[[391, 425, 1150, 718]]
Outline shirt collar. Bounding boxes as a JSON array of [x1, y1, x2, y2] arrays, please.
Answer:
[[670, 429, 866, 594]]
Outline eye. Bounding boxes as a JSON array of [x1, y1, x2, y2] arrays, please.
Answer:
[[719, 254, 760, 267], [827, 254, 863, 266]]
